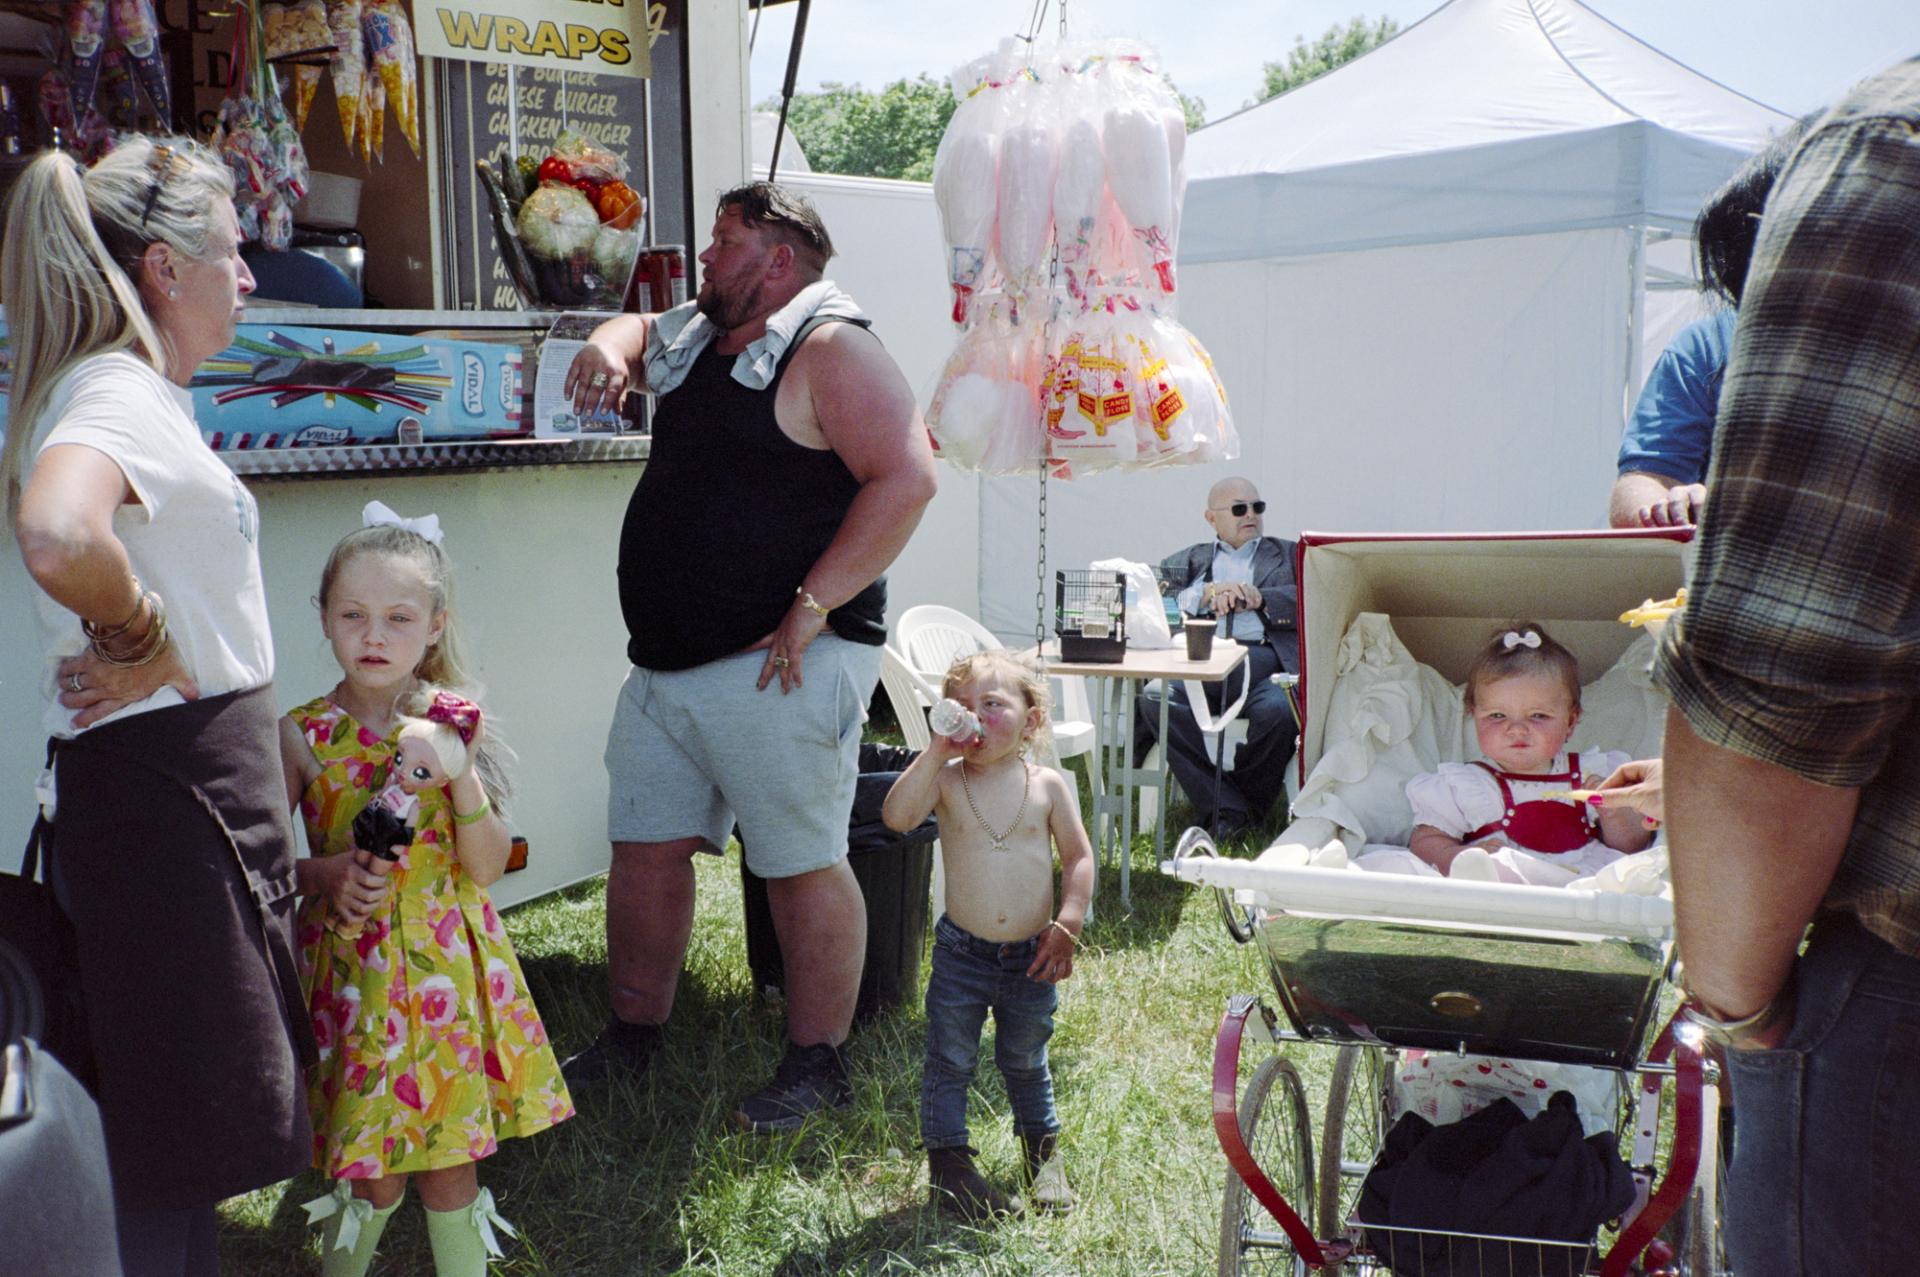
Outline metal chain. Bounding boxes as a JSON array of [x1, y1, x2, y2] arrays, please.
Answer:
[[1035, 462, 1048, 652], [959, 755, 1031, 851]]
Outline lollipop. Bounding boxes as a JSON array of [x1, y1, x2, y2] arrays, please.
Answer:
[[109, 0, 170, 124]]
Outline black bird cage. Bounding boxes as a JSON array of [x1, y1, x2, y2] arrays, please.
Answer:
[[1055, 569, 1127, 663]]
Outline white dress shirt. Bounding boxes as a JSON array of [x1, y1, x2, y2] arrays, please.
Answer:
[[1176, 538, 1266, 641]]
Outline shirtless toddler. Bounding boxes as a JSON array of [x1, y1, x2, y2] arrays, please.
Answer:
[[882, 650, 1095, 1222]]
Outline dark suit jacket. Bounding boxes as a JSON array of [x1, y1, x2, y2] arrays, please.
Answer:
[[1156, 535, 1301, 676]]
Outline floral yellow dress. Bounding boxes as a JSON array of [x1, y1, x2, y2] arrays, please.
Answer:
[[290, 697, 572, 1179]]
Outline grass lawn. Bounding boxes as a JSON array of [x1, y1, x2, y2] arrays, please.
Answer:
[[214, 784, 1316, 1276]]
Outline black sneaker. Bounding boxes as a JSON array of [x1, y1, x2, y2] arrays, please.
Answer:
[[732, 1041, 852, 1132], [559, 1017, 662, 1085]]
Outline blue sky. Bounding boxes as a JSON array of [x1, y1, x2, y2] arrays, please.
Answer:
[[748, 0, 1917, 122]]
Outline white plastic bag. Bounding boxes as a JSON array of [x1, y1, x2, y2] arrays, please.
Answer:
[[1089, 557, 1174, 649]]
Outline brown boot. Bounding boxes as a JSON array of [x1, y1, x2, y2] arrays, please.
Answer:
[[927, 1145, 1021, 1222], [1021, 1131, 1077, 1213]]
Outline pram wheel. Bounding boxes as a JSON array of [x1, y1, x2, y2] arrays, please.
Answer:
[[1316, 1045, 1389, 1267], [1218, 1055, 1315, 1276]]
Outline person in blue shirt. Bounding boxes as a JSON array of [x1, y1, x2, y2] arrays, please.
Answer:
[[1609, 120, 1809, 529]]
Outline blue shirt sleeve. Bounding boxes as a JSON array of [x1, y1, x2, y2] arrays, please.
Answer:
[[1616, 310, 1734, 484]]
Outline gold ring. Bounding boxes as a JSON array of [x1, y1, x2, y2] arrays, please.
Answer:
[[590, 372, 609, 386], [68, 672, 83, 693], [772, 656, 790, 668]]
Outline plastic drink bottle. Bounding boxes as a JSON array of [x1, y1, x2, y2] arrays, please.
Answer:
[[928, 698, 981, 743]]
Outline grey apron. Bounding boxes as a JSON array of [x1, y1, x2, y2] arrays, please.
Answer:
[[50, 683, 314, 1211]]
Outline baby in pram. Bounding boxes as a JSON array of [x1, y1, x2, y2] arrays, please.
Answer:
[[1361, 622, 1654, 887]]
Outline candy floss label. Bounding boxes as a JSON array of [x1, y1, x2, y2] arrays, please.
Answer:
[[461, 352, 484, 415]]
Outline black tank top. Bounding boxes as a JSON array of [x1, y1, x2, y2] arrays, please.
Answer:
[[617, 317, 887, 670]]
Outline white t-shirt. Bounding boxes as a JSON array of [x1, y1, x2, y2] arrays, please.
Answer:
[[28, 352, 274, 742]]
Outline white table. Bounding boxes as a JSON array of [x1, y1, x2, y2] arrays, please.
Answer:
[[1027, 640, 1250, 912]]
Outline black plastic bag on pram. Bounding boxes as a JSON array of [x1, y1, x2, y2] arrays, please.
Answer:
[[1358, 1091, 1635, 1277]]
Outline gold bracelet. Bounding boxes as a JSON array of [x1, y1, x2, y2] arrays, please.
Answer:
[[81, 577, 147, 641], [453, 796, 491, 826], [90, 593, 169, 667], [1047, 919, 1077, 945], [796, 587, 830, 619]]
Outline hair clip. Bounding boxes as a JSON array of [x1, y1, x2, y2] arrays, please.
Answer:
[[425, 691, 481, 745], [138, 143, 175, 230], [1503, 630, 1541, 650], [363, 500, 444, 544]]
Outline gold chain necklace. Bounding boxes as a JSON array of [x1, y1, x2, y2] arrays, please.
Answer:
[[959, 758, 1029, 853]]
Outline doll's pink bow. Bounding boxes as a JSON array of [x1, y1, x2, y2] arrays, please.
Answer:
[[427, 692, 481, 744]]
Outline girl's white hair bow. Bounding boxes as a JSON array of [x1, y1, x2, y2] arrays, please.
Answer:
[[362, 500, 443, 545], [1503, 630, 1542, 650]]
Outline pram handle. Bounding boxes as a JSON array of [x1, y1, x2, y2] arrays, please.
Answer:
[[1165, 855, 1674, 941]]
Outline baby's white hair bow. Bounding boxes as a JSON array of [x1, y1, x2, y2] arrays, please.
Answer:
[[1503, 630, 1542, 650], [362, 500, 443, 545]]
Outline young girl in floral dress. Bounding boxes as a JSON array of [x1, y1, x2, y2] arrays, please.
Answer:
[[281, 503, 571, 1276]]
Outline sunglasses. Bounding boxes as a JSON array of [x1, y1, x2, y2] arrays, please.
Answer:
[[1211, 501, 1267, 517]]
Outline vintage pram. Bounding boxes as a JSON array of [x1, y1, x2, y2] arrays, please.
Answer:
[[1166, 531, 1725, 1277]]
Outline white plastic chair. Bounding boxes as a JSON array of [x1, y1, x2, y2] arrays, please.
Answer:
[[895, 604, 1098, 770], [878, 644, 945, 918], [878, 644, 936, 751]]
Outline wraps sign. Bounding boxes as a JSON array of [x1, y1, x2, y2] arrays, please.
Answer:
[[416, 0, 658, 79]]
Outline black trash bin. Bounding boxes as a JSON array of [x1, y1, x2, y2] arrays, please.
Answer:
[[741, 743, 937, 1023]]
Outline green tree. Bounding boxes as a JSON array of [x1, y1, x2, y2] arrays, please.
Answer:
[[757, 74, 957, 181], [1258, 15, 1400, 103], [1173, 87, 1206, 133]]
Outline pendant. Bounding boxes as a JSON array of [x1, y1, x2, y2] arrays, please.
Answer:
[[990, 836, 1009, 853]]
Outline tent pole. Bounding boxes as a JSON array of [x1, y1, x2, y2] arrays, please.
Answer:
[[1624, 223, 1647, 421]]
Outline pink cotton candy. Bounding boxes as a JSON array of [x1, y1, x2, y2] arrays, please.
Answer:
[[994, 119, 1058, 297], [1103, 104, 1175, 292], [933, 127, 999, 325]]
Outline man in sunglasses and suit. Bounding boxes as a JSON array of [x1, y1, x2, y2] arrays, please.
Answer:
[[1133, 476, 1302, 836]]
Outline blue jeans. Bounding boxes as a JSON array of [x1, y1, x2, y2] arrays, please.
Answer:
[[920, 915, 1061, 1149], [1723, 912, 1920, 1276]]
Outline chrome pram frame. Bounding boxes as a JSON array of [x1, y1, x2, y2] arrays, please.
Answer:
[[1167, 530, 1723, 1277]]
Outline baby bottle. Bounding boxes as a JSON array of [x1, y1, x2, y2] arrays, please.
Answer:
[[928, 698, 981, 744]]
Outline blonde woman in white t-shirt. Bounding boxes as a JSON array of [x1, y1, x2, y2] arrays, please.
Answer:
[[3, 137, 313, 1277]]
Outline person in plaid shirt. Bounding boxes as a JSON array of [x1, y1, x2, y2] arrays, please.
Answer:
[[1652, 56, 1920, 1276]]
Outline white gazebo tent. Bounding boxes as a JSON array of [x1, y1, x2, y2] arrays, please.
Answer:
[[976, 0, 1791, 639]]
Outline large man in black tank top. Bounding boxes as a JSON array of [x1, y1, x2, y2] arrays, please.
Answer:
[[558, 184, 938, 1132]]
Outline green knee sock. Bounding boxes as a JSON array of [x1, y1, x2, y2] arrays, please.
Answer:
[[424, 1188, 518, 1277], [314, 1190, 400, 1277]]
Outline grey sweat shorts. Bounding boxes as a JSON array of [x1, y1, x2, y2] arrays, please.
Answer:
[[604, 635, 880, 878]]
